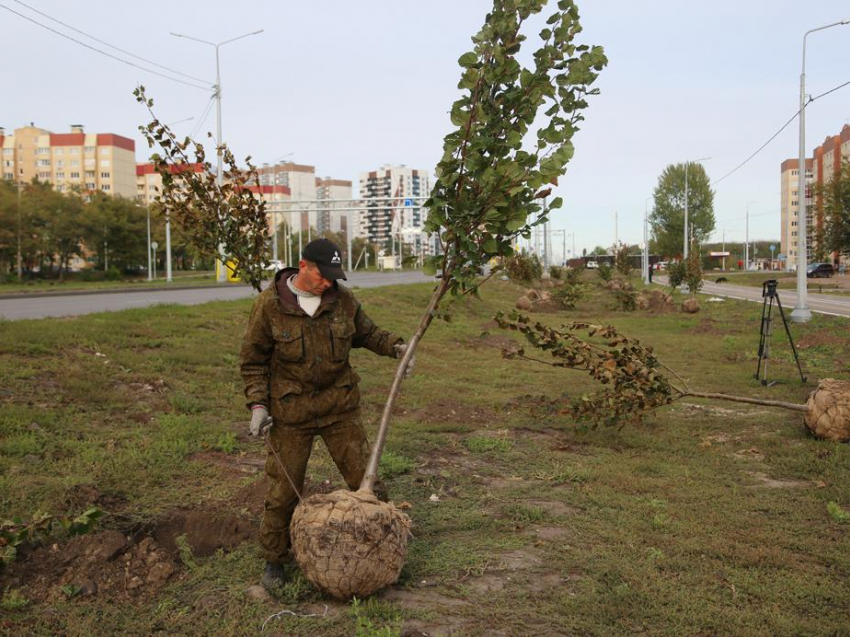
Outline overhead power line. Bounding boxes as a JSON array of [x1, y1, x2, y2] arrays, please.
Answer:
[[0, 2, 211, 91], [711, 77, 850, 188], [13, 0, 210, 85]]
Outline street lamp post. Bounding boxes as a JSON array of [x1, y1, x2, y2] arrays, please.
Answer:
[[744, 200, 756, 271], [171, 29, 264, 282], [644, 195, 652, 284], [683, 157, 710, 260], [792, 18, 849, 323]]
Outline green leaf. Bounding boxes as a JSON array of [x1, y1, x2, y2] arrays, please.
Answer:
[[458, 52, 478, 68], [549, 197, 564, 210], [422, 257, 438, 277]]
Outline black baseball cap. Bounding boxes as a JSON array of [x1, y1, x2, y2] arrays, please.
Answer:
[[302, 238, 347, 281]]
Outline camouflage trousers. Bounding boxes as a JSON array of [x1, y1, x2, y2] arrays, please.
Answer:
[[259, 408, 371, 565]]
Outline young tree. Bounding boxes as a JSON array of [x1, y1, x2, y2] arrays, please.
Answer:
[[134, 0, 606, 599], [815, 159, 850, 259], [649, 162, 715, 258]]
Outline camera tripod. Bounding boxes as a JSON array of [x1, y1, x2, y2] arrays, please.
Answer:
[[755, 279, 806, 386]]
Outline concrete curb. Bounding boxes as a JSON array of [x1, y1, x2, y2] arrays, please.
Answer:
[[0, 283, 250, 301]]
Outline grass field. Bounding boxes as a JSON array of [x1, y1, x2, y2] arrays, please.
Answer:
[[1, 272, 849, 635]]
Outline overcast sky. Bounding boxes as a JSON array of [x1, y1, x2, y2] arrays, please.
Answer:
[[3, 0, 849, 256]]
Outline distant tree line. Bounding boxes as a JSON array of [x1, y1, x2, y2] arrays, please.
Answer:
[[0, 178, 214, 281]]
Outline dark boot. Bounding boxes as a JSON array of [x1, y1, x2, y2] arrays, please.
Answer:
[[261, 562, 286, 591]]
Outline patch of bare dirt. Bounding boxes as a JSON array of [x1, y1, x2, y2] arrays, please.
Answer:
[[528, 525, 570, 541], [732, 447, 765, 461], [149, 509, 254, 558], [687, 318, 725, 336], [408, 399, 498, 426], [796, 329, 840, 350], [62, 483, 128, 514], [416, 450, 483, 477], [747, 471, 809, 489], [469, 332, 520, 353], [523, 500, 578, 517], [684, 403, 772, 419], [0, 531, 178, 603], [190, 450, 265, 477]]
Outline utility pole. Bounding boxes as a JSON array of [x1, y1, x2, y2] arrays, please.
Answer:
[[745, 201, 756, 271], [146, 206, 153, 281], [171, 29, 264, 282], [165, 212, 173, 282], [16, 181, 22, 281], [614, 210, 618, 247], [722, 227, 726, 271]]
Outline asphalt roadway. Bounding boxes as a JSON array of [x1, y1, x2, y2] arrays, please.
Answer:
[[657, 276, 850, 319], [0, 271, 435, 321]]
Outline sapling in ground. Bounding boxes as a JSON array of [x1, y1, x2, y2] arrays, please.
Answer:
[[136, 0, 606, 599]]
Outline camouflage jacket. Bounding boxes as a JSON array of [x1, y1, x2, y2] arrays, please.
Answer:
[[240, 268, 403, 426]]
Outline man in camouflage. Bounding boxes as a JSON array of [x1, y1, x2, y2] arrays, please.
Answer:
[[240, 238, 410, 590]]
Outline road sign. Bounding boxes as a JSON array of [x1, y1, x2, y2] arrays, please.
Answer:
[[151, 241, 159, 250], [769, 244, 775, 252]]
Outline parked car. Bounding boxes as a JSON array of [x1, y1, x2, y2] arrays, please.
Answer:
[[806, 262, 835, 278], [586, 260, 599, 269]]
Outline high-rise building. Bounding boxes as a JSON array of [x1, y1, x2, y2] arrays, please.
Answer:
[[782, 124, 850, 270], [136, 162, 205, 207], [357, 165, 431, 252], [1, 124, 135, 198], [779, 158, 813, 271], [258, 162, 317, 233], [244, 185, 292, 236], [812, 125, 850, 267], [316, 177, 353, 235]]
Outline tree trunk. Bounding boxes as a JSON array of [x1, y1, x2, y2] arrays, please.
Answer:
[[683, 390, 807, 413], [359, 275, 451, 492]]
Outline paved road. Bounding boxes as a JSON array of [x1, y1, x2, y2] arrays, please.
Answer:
[[0, 271, 435, 321], [657, 276, 850, 319]]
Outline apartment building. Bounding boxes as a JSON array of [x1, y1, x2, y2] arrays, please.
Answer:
[[779, 158, 813, 271], [244, 184, 292, 236], [135, 162, 205, 206], [811, 125, 850, 267], [257, 162, 317, 233], [316, 177, 353, 235], [1, 124, 135, 198], [357, 165, 431, 253], [780, 124, 850, 270]]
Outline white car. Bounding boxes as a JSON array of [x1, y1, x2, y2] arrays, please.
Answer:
[[265, 260, 285, 271], [586, 260, 599, 269]]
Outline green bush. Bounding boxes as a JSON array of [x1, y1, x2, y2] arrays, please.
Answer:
[[597, 263, 613, 282], [611, 286, 637, 311], [563, 265, 585, 285], [552, 282, 589, 310], [614, 243, 632, 275], [667, 261, 686, 289], [684, 243, 703, 294], [548, 265, 563, 280], [504, 253, 542, 282]]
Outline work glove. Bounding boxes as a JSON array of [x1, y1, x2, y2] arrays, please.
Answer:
[[394, 343, 415, 379], [250, 405, 272, 437]]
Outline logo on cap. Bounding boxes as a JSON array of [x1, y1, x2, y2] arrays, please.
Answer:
[[332, 251, 341, 264]]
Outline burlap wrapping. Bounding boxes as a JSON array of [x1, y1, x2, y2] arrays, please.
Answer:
[[290, 489, 412, 599], [804, 378, 850, 442]]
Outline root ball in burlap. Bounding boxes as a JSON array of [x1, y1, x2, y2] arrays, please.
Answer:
[[290, 489, 412, 599], [804, 379, 850, 442]]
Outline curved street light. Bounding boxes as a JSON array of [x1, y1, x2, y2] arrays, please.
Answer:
[[791, 18, 849, 323]]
